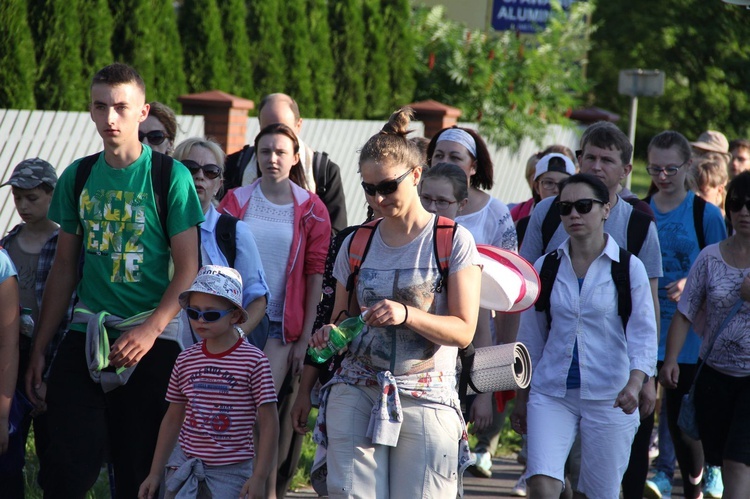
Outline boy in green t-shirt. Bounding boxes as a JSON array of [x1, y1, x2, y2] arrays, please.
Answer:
[[25, 63, 204, 498]]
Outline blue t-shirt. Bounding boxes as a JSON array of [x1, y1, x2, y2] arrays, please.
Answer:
[[652, 192, 726, 363], [566, 277, 584, 389], [0, 249, 17, 284]]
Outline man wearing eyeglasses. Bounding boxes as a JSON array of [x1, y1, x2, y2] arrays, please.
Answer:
[[222, 93, 348, 234], [520, 121, 663, 498]]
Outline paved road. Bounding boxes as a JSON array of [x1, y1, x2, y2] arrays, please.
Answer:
[[287, 454, 686, 498]]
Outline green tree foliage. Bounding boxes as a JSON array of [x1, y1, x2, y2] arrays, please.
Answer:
[[246, 0, 286, 99], [329, 0, 367, 119], [28, 0, 87, 110], [307, 0, 336, 117], [151, 0, 187, 109], [0, 0, 37, 108], [79, 0, 113, 85], [179, 0, 230, 93], [381, 0, 416, 110], [281, 0, 315, 114], [413, 3, 591, 148], [218, 0, 254, 99], [588, 0, 750, 156], [110, 0, 187, 109], [362, 0, 390, 118]]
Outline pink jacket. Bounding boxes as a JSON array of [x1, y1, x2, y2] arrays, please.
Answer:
[[217, 179, 331, 342]]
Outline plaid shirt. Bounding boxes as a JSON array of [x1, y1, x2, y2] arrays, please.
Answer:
[[2, 223, 72, 375]]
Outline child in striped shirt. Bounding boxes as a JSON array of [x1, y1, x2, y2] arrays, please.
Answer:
[[139, 266, 278, 499]]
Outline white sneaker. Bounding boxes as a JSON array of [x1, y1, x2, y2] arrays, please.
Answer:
[[511, 474, 527, 497]]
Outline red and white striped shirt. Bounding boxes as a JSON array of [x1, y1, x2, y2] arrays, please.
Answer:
[[167, 338, 277, 465]]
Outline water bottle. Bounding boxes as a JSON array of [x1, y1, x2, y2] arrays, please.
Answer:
[[308, 312, 367, 363], [20, 308, 34, 338]]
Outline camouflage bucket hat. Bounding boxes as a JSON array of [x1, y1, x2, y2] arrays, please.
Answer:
[[2, 158, 58, 189]]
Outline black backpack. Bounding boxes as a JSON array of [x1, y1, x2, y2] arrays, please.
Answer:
[[215, 214, 238, 267], [541, 196, 653, 256], [535, 247, 632, 331], [74, 151, 173, 245], [642, 194, 707, 250]]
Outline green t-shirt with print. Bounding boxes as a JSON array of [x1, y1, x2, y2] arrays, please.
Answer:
[[49, 146, 204, 332]]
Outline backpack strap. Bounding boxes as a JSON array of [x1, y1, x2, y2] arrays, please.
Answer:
[[625, 208, 651, 256], [692, 195, 706, 250], [535, 251, 562, 327], [611, 248, 632, 332], [541, 195, 562, 253], [312, 151, 330, 197], [433, 216, 457, 293], [151, 152, 173, 245], [516, 215, 530, 248], [225, 145, 254, 193], [216, 214, 239, 268], [73, 152, 101, 206], [346, 218, 383, 293]]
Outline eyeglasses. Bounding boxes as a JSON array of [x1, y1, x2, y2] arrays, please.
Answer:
[[182, 160, 222, 180], [539, 179, 561, 191], [420, 195, 458, 210], [557, 198, 605, 216], [185, 307, 234, 322], [138, 130, 167, 146], [725, 197, 750, 213], [361, 169, 413, 196], [646, 160, 687, 177]]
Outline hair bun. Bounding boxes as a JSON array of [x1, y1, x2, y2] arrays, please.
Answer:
[[380, 107, 414, 138]]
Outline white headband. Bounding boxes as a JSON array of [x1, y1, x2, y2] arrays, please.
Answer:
[[436, 128, 477, 158]]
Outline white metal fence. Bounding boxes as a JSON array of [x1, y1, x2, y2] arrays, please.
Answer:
[[0, 108, 580, 235]]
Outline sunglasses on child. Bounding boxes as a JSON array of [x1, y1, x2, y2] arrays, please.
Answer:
[[726, 197, 750, 213], [185, 307, 234, 322], [182, 160, 222, 180], [361, 169, 413, 196], [557, 198, 605, 216], [138, 130, 168, 146]]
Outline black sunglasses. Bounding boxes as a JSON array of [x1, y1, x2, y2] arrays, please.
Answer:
[[557, 198, 605, 216], [726, 197, 750, 213], [138, 130, 167, 146], [361, 169, 413, 196], [182, 159, 222, 180], [185, 307, 234, 322]]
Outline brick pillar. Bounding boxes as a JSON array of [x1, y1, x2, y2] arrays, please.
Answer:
[[177, 90, 254, 154], [408, 100, 462, 139]]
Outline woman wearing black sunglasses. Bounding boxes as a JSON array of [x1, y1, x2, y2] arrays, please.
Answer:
[[139, 101, 177, 155], [661, 171, 750, 497], [513, 173, 657, 498], [173, 137, 270, 349], [308, 108, 481, 498]]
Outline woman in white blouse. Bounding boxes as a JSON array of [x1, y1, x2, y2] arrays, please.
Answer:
[[511, 173, 657, 498]]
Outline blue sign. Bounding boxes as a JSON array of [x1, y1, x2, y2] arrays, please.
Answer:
[[492, 0, 577, 33]]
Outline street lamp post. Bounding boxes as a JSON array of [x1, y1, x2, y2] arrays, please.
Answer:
[[617, 69, 665, 188]]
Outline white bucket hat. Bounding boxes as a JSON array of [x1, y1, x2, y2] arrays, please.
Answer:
[[179, 265, 248, 323], [476, 245, 540, 313]]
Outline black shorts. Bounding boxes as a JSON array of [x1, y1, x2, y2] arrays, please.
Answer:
[[694, 363, 750, 466]]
